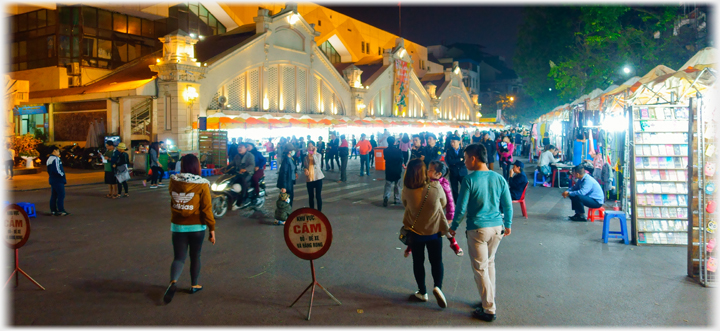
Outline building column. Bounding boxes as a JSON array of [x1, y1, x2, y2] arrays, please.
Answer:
[[119, 97, 132, 145], [109, 99, 120, 135]]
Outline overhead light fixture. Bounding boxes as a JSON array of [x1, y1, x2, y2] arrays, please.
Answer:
[[156, 58, 160, 63], [190, 33, 196, 38]]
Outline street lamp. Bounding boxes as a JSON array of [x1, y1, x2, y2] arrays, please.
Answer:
[[623, 66, 631, 74]]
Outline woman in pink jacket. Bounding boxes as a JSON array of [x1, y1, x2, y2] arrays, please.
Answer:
[[498, 135, 515, 181]]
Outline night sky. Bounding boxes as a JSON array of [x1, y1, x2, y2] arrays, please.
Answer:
[[325, 4, 525, 68]]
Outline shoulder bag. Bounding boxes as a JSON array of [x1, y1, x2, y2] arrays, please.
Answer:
[[399, 184, 430, 245]]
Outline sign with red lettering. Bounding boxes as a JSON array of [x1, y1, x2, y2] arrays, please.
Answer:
[[283, 208, 332, 260], [5, 204, 31, 249]]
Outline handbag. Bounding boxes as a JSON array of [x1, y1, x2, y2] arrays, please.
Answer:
[[115, 164, 131, 183], [399, 184, 430, 245]]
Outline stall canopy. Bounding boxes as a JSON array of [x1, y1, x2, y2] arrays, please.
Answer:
[[679, 47, 717, 71]]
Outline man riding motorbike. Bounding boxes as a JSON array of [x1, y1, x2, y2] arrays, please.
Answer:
[[246, 143, 266, 201], [224, 143, 255, 207]]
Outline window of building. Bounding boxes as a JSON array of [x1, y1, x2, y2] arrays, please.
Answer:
[[318, 20, 321, 26], [320, 40, 341, 64], [366, 42, 369, 54], [113, 13, 127, 33], [98, 9, 112, 30], [378, 47, 381, 55], [128, 16, 141, 35], [361, 41, 365, 54]]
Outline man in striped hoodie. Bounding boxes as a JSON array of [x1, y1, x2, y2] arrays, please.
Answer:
[[47, 146, 69, 216]]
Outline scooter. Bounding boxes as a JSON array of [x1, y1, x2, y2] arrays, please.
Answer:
[[210, 170, 266, 218]]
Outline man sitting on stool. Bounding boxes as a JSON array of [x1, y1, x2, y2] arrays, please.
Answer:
[[508, 160, 528, 201], [562, 165, 604, 222]]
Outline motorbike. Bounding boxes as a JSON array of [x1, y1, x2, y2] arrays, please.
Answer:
[[60, 144, 82, 168], [80, 147, 105, 170], [210, 170, 266, 218]]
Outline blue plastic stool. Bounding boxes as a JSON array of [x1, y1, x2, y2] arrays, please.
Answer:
[[161, 171, 170, 179], [16, 202, 37, 218], [201, 168, 214, 177], [533, 169, 546, 187], [270, 160, 278, 170], [602, 211, 629, 244]]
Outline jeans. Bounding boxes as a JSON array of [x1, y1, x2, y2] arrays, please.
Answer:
[[369, 149, 375, 165], [409, 233, 444, 295], [50, 182, 66, 212], [351, 147, 359, 159], [540, 165, 552, 179], [466, 226, 504, 314], [340, 154, 348, 182], [170, 230, 205, 286], [402, 150, 410, 166], [251, 168, 264, 195], [156, 167, 165, 183], [383, 180, 401, 201], [306, 180, 323, 211], [501, 161, 511, 181], [359, 154, 370, 176], [148, 166, 163, 185], [326, 152, 339, 170], [570, 194, 603, 216]]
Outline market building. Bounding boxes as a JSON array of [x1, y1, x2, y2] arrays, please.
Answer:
[[6, 2, 489, 153]]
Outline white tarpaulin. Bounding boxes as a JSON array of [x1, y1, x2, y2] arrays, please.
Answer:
[[679, 47, 717, 71]]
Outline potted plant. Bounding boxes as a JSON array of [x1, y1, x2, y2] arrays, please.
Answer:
[[13, 134, 42, 169]]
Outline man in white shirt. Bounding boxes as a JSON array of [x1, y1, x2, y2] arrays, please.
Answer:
[[378, 129, 391, 148], [4, 143, 15, 180], [538, 145, 562, 187]]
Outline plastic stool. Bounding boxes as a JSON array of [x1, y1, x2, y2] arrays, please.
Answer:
[[533, 169, 546, 187], [602, 211, 629, 244], [207, 164, 215, 169], [16, 202, 37, 218], [270, 160, 278, 170], [162, 171, 170, 179], [201, 168, 214, 177], [588, 207, 605, 222]]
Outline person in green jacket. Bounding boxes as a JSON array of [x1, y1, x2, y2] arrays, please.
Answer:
[[449, 143, 513, 323]]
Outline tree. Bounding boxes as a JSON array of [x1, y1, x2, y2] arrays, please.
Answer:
[[514, 5, 708, 116]]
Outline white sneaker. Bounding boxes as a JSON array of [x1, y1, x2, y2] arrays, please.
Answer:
[[433, 287, 447, 308], [150, 185, 158, 189], [414, 291, 428, 302]]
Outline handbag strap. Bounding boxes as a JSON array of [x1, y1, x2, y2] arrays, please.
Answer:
[[409, 184, 430, 230]]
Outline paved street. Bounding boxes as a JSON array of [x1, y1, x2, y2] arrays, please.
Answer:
[[7, 157, 713, 326]]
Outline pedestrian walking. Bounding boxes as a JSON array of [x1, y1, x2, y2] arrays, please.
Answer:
[[163, 154, 216, 304], [481, 133, 497, 171], [421, 133, 443, 168], [410, 134, 424, 161], [405, 161, 463, 257], [303, 141, 324, 211], [401, 158, 449, 308], [449, 143, 513, 322], [114, 143, 131, 198], [444, 135, 468, 202], [357, 134, 372, 177], [103, 141, 119, 198], [378, 129, 391, 148], [383, 136, 403, 207], [277, 146, 298, 210], [143, 142, 162, 189], [265, 138, 276, 162], [350, 135, 358, 160], [4, 143, 15, 180], [471, 129, 482, 144], [498, 136, 515, 181], [399, 133, 412, 166], [326, 132, 340, 171], [369, 135, 378, 167], [157, 141, 167, 186], [317, 136, 326, 167], [338, 135, 349, 183], [47, 146, 69, 216]]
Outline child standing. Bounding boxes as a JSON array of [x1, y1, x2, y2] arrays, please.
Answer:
[[274, 191, 292, 225], [405, 161, 463, 257]]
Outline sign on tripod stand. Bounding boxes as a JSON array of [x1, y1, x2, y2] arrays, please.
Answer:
[[4, 204, 44, 290]]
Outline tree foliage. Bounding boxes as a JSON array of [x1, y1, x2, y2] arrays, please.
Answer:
[[514, 5, 708, 119]]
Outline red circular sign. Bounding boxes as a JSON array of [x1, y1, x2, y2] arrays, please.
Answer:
[[283, 208, 332, 260], [5, 204, 31, 249]]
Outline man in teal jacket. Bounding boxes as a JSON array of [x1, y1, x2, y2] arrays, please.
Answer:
[[449, 143, 512, 323]]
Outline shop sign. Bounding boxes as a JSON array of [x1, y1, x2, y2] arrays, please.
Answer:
[[477, 118, 497, 122], [5, 204, 31, 250], [284, 208, 332, 260], [13, 105, 47, 116]]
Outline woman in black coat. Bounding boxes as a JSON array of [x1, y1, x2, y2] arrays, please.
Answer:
[[481, 133, 497, 170], [277, 146, 298, 207], [382, 136, 404, 206]]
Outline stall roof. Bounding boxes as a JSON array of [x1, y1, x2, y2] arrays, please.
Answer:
[[679, 47, 717, 71]]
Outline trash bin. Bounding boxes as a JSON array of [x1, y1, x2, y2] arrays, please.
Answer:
[[374, 147, 386, 171]]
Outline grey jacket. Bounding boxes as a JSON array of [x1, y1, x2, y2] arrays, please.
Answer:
[[232, 152, 255, 175]]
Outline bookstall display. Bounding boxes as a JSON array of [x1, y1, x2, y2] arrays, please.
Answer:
[[691, 94, 716, 287], [630, 104, 692, 245], [199, 130, 228, 167]]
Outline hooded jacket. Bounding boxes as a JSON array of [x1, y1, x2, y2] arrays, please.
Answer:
[[47, 155, 66, 185], [169, 173, 216, 232], [274, 192, 292, 221]]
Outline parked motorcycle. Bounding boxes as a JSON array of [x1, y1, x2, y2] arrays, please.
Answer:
[[60, 144, 82, 168], [210, 170, 266, 218], [80, 147, 105, 170]]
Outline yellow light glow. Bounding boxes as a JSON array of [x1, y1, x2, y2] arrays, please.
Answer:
[[279, 95, 284, 111], [246, 91, 251, 108], [510, 97, 514, 101], [263, 96, 269, 110], [399, 49, 407, 57], [454, 67, 460, 75], [156, 58, 160, 63], [183, 86, 198, 102], [477, 112, 482, 118], [288, 14, 299, 24], [296, 102, 301, 113]]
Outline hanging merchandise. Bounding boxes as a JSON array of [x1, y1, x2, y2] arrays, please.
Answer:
[[629, 103, 692, 246], [706, 183, 716, 195], [708, 238, 716, 253], [709, 257, 717, 273], [706, 144, 715, 157], [706, 200, 716, 214], [704, 161, 716, 177], [708, 220, 717, 234]]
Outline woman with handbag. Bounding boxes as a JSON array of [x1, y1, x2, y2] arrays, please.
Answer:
[[400, 158, 450, 308], [303, 141, 325, 211], [114, 143, 131, 197]]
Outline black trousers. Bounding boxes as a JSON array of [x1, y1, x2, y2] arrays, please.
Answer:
[[409, 233, 444, 295], [570, 194, 603, 215], [306, 180, 323, 212], [50, 182, 66, 213], [340, 154, 348, 182], [170, 230, 205, 286], [369, 149, 375, 165], [449, 175, 464, 202]]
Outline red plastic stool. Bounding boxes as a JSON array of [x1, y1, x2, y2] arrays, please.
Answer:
[[588, 207, 605, 222]]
